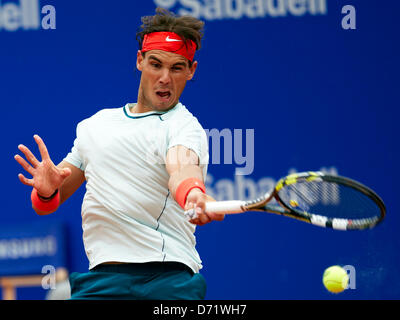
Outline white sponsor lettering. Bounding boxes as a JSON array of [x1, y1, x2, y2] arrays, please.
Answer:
[[341, 4, 356, 30], [154, 0, 327, 21], [206, 166, 338, 201], [0, 0, 56, 31], [0, 236, 57, 259]]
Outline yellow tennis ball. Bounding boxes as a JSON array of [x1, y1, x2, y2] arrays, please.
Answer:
[[323, 266, 349, 293]]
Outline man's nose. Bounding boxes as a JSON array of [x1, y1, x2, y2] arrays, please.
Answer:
[[159, 68, 171, 84]]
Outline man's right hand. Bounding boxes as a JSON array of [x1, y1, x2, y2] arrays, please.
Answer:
[[14, 134, 72, 197]]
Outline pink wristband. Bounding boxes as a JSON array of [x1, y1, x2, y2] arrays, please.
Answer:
[[175, 178, 206, 209], [31, 188, 60, 214]]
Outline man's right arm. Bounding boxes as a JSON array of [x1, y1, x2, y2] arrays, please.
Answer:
[[58, 161, 85, 205]]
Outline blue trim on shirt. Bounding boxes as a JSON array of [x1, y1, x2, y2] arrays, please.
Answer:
[[123, 103, 181, 120], [156, 191, 170, 261], [123, 105, 164, 119]]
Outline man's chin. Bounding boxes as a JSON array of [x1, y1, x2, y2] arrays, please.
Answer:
[[152, 101, 178, 112]]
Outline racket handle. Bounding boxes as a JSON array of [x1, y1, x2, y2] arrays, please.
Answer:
[[184, 200, 246, 220], [205, 201, 246, 214]]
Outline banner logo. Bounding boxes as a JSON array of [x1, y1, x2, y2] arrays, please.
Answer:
[[0, 0, 56, 32], [154, 0, 327, 21], [206, 167, 338, 201]]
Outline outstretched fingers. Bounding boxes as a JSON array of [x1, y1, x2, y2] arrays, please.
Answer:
[[14, 154, 35, 176], [18, 144, 39, 168], [34, 134, 50, 161], [18, 173, 34, 187]]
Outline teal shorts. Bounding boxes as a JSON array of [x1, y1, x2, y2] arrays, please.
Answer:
[[69, 262, 207, 300]]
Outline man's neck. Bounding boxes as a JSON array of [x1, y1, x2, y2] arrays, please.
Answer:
[[130, 102, 151, 114], [131, 101, 178, 114]]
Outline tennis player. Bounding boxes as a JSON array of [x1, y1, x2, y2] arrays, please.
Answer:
[[14, 8, 223, 300]]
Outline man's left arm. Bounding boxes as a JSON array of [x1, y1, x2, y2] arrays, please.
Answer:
[[166, 145, 224, 225]]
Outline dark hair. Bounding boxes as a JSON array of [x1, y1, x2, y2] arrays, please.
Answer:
[[136, 7, 205, 61]]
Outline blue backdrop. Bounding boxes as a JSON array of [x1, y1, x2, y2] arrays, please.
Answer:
[[1, 0, 399, 299]]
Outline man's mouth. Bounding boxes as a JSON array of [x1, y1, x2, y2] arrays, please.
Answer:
[[156, 90, 171, 101]]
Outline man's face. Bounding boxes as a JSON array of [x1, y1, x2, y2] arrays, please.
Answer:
[[136, 50, 197, 112]]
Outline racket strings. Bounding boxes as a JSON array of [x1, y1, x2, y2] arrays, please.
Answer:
[[278, 181, 382, 220]]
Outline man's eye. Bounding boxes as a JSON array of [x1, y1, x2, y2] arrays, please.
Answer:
[[172, 66, 183, 71], [151, 63, 161, 68]]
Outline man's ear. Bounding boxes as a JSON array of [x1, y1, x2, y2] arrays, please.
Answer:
[[137, 50, 144, 71], [187, 60, 198, 81]]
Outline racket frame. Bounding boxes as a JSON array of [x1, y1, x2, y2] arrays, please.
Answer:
[[250, 172, 385, 230]]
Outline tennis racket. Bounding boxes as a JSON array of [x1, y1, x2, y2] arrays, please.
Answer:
[[184, 171, 386, 230]]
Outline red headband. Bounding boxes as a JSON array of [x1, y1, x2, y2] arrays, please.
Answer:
[[141, 32, 197, 62]]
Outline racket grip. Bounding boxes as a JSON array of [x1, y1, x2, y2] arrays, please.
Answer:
[[184, 200, 246, 221]]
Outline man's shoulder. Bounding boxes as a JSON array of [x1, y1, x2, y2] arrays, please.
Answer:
[[163, 102, 201, 125], [80, 106, 122, 123], [162, 103, 207, 141], [92, 106, 123, 118]]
